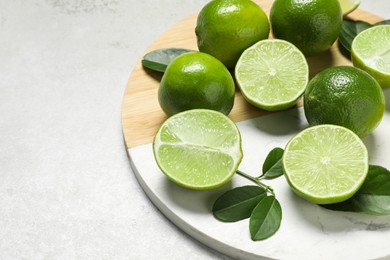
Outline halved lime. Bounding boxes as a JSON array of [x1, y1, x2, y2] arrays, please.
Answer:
[[351, 25, 390, 88], [153, 109, 243, 190], [339, 0, 360, 16], [235, 39, 309, 111], [283, 125, 369, 204]]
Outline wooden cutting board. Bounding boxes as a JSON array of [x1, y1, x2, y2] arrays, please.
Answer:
[[121, 0, 383, 149]]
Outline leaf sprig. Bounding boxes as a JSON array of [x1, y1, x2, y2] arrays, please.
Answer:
[[212, 148, 285, 241]]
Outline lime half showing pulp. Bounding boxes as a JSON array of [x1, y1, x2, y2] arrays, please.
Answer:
[[235, 39, 309, 111], [153, 109, 243, 190], [352, 25, 390, 88], [283, 125, 369, 204], [339, 0, 360, 16]]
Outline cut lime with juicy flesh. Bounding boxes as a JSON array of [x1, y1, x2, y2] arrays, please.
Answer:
[[153, 109, 243, 190], [283, 125, 369, 205], [352, 25, 390, 88], [339, 0, 360, 16], [235, 39, 309, 111]]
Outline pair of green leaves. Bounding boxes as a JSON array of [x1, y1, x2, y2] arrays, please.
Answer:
[[339, 19, 390, 53], [213, 186, 282, 241], [212, 148, 284, 241], [323, 165, 390, 215]]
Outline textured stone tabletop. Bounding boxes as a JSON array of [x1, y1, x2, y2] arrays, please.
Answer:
[[0, 0, 389, 259]]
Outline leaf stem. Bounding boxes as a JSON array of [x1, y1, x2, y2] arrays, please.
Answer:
[[236, 170, 275, 196]]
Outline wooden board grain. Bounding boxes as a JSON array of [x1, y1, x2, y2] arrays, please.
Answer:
[[122, 0, 383, 149]]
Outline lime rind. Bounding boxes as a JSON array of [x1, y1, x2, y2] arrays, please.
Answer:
[[153, 109, 243, 190], [235, 39, 309, 111], [283, 125, 369, 204], [352, 25, 390, 88]]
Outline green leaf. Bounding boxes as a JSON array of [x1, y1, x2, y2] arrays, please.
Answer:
[[249, 196, 282, 241], [322, 165, 390, 215], [262, 147, 284, 174], [339, 19, 372, 52], [374, 20, 390, 26], [262, 147, 284, 179], [263, 159, 284, 180], [141, 48, 194, 72], [213, 186, 267, 222]]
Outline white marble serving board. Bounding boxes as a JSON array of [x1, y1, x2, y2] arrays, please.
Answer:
[[128, 92, 390, 260]]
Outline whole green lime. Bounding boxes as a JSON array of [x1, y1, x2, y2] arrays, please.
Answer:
[[270, 0, 342, 56], [304, 66, 385, 138], [195, 0, 270, 69], [158, 52, 235, 116]]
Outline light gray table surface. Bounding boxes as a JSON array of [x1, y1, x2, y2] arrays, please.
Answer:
[[1, 0, 389, 259]]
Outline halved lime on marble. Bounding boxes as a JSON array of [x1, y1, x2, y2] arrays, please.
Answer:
[[352, 25, 390, 88], [153, 109, 243, 190], [339, 0, 360, 16], [235, 39, 309, 111], [283, 125, 369, 204]]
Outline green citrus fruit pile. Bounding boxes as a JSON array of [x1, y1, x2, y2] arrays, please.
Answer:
[[151, 0, 387, 209]]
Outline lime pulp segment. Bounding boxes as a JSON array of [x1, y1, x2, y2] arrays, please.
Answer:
[[153, 109, 243, 190], [235, 39, 309, 111], [339, 0, 361, 16], [283, 125, 368, 204]]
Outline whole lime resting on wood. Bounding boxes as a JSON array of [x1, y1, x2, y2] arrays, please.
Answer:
[[158, 52, 235, 116], [195, 0, 270, 69], [153, 109, 243, 190], [283, 124, 369, 204], [352, 25, 390, 88], [235, 39, 309, 111], [270, 0, 342, 56], [304, 66, 385, 138]]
